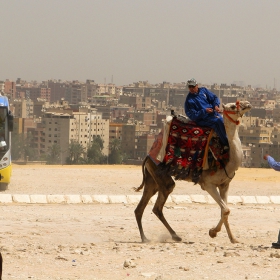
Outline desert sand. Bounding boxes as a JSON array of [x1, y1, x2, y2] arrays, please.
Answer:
[[1, 164, 280, 279], [4, 164, 280, 196]]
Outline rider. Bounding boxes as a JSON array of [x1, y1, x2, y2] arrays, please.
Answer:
[[184, 78, 229, 147]]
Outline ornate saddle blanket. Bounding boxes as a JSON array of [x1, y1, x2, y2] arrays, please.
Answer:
[[148, 116, 229, 182]]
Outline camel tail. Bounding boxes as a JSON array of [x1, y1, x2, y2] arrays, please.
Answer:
[[133, 156, 148, 192]]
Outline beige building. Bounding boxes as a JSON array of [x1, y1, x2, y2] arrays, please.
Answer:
[[43, 112, 76, 163], [13, 99, 34, 118], [73, 110, 109, 156], [239, 125, 273, 146]]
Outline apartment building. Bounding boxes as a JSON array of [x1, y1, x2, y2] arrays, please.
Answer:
[[239, 126, 273, 146], [13, 99, 34, 118], [65, 81, 82, 104], [87, 111, 109, 156], [43, 113, 76, 163], [4, 79, 16, 99], [0, 81, 5, 93], [47, 80, 67, 103], [119, 96, 151, 110], [109, 123, 123, 153], [135, 133, 156, 160], [72, 110, 109, 156], [27, 122, 45, 157], [129, 110, 157, 126], [121, 124, 136, 158], [82, 80, 97, 103]]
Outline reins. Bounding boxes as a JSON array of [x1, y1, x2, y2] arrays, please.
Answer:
[[222, 100, 241, 125]]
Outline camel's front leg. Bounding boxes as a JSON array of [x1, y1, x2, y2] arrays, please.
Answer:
[[219, 185, 239, 243], [206, 185, 238, 243]]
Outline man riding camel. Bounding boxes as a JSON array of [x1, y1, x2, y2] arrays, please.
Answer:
[[184, 78, 229, 147]]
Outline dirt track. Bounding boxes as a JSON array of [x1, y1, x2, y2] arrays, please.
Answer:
[[4, 164, 280, 196], [1, 203, 280, 279], [1, 165, 280, 279]]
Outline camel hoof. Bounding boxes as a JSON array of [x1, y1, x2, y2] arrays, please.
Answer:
[[141, 237, 150, 243], [209, 228, 217, 238], [172, 235, 182, 242], [231, 238, 239, 244]]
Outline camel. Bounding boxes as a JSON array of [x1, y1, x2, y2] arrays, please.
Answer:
[[134, 100, 252, 243]]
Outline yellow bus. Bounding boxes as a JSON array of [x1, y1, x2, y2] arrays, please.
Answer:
[[0, 95, 13, 188]]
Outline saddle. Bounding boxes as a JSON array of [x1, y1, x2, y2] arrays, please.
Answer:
[[148, 115, 229, 183]]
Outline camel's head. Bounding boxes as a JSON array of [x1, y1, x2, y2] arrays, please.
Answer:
[[222, 100, 252, 125]]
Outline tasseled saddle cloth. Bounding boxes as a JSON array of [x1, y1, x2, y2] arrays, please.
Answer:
[[148, 115, 229, 183]]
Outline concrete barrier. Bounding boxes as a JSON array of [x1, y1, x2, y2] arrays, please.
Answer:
[[0, 194, 279, 205]]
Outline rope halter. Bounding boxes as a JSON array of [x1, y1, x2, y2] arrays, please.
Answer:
[[223, 100, 241, 125]]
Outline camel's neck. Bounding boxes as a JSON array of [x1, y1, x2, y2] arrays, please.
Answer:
[[224, 117, 243, 171]]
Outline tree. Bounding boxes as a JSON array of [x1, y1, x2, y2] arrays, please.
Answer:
[[11, 132, 39, 161], [46, 144, 61, 164], [66, 140, 85, 164], [11, 133, 25, 160], [108, 138, 123, 164], [86, 135, 106, 164]]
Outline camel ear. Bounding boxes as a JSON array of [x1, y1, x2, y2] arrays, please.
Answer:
[[222, 103, 226, 109]]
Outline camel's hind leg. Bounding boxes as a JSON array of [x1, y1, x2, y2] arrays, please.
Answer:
[[207, 184, 238, 243], [153, 186, 182, 242], [134, 170, 158, 243]]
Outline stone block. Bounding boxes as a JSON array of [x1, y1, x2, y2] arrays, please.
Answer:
[[227, 196, 242, 204], [81, 195, 93, 203], [0, 194, 12, 203], [126, 195, 142, 204], [108, 195, 128, 204], [270, 196, 280, 204], [47, 195, 66, 204], [30, 195, 48, 204], [92, 195, 109, 204], [241, 196, 257, 204], [150, 195, 172, 204], [190, 194, 207, 204], [65, 195, 81, 204], [171, 195, 192, 204], [256, 196, 271, 204], [13, 194, 31, 203]]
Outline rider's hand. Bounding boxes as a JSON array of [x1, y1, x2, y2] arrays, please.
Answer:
[[263, 154, 269, 160], [206, 108, 213, 113], [214, 106, 220, 112]]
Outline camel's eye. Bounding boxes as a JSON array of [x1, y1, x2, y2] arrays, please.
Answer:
[[230, 105, 236, 109]]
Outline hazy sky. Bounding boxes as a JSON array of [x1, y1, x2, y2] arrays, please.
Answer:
[[1, 0, 280, 88]]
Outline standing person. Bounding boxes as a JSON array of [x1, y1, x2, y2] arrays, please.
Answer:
[[184, 78, 229, 147], [263, 154, 280, 249]]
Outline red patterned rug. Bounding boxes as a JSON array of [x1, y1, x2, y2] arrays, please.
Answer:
[[149, 116, 229, 183]]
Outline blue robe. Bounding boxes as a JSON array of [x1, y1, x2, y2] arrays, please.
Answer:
[[184, 87, 228, 146], [267, 156, 280, 171]]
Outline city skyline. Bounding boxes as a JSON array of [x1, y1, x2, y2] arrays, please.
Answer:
[[1, 0, 280, 89]]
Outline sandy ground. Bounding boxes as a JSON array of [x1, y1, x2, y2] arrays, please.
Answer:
[[3, 164, 280, 196], [1, 204, 280, 279], [1, 164, 280, 279]]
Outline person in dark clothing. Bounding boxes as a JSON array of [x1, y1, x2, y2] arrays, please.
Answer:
[[184, 78, 228, 147], [264, 154, 280, 249]]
